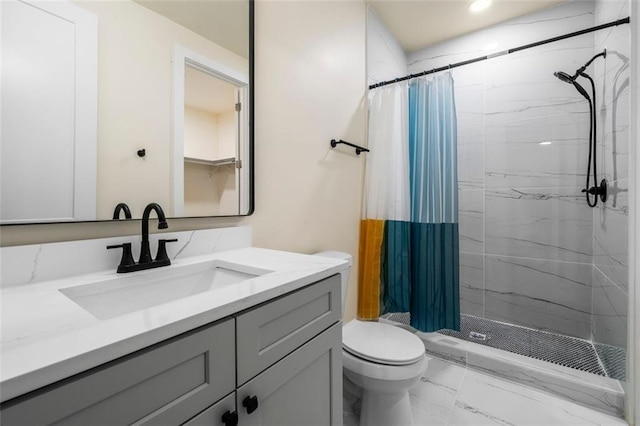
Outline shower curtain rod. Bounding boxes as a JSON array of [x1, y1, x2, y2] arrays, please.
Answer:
[[369, 16, 631, 90]]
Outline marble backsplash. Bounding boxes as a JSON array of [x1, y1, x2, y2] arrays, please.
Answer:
[[0, 226, 252, 288]]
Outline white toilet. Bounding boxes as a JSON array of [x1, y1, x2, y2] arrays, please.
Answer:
[[314, 251, 427, 426]]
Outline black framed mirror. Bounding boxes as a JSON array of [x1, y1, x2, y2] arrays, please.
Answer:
[[0, 0, 254, 224]]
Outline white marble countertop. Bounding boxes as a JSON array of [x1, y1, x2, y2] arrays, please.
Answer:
[[0, 247, 348, 403]]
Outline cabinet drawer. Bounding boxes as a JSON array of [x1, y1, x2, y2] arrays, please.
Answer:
[[183, 392, 236, 426], [236, 274, 340, 385], [1, 319, 235, 425]]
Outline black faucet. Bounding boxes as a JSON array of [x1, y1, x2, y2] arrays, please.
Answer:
[[107, 202, 177, 273], [112, 203, 132, 220], [140, 202, 168, 264]]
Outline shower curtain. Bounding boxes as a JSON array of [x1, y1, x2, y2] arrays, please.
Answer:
[[358, 73, 460, 332]]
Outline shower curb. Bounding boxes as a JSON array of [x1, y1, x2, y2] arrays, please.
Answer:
[[379, 318, 625, 418]]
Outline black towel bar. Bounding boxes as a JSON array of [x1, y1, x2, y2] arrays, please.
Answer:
[[330, 139, 370, 155]]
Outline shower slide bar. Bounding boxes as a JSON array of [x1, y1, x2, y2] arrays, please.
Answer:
[[369, 16, 631, 90]]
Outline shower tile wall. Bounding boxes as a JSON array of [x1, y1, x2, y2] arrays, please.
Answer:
[[408, 0, 606, 340], [592, 0, 630, 350], [366, 0, 629, 350]]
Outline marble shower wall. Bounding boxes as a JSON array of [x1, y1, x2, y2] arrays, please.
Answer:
[[366, 0, 629, 348], [591, 0, 630, 350], [408, 1, 628, 344]]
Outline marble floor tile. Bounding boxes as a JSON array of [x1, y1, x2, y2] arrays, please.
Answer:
[[409, 357, 467, 421], [343, 355, 626, 426], [449, 369, 627, 426]]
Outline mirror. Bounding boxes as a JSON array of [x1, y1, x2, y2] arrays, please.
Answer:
[[0, 0, 253, 224]]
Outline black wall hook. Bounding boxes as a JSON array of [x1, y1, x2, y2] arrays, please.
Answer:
[[330, 139, 370, 155], [137, 149, 146, 158]]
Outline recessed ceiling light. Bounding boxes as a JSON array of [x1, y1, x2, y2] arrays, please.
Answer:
[[469, 0, 492, 13], [539, 141, 552, 145]]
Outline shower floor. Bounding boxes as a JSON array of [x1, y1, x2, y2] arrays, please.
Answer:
[[380, 313, 626, 381]]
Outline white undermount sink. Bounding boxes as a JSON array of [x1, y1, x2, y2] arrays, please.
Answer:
[[59, 260, 271, 320]]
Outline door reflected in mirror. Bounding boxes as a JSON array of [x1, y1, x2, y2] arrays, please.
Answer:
[[177, 54, 250, 217], [0, 0, 253, 224]]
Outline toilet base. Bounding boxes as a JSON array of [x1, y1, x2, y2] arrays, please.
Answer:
[[359, 389, 413, 426]]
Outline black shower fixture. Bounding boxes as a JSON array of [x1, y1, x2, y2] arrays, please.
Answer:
[[553, 71, 590, 100], [554, 49, 607, 208]]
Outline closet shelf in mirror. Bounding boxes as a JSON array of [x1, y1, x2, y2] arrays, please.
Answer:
[[184, 157, 237, 167]]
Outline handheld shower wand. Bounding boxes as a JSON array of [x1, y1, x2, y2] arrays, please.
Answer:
[[553, 50, 607, 207]]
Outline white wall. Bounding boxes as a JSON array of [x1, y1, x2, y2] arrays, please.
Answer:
[[184, 106, 219, 160], [245, 0, 366, 321], [217, 110, 236, 159]]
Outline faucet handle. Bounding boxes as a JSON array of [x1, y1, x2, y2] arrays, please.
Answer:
[[107, 243, 135, 273], [155, 239, 178, 263]]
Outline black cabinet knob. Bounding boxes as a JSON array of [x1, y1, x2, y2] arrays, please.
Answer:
[[242, 395, 259, 414], [221, 410, 238, 426]]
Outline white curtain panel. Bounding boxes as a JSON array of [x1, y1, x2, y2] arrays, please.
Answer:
[[364, 83, 410, 221]]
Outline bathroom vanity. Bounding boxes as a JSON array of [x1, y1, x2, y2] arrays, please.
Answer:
[[0, 230, 346, 425]]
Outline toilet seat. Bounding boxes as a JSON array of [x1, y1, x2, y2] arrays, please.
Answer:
[[342, 320, 425, 366]]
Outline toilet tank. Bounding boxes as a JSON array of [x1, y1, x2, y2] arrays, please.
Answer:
[[313, 251, 352, 311]]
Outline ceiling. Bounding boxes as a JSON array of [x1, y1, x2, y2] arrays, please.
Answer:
[[369, 0, 568, 53], [133, 0, 249, 58]]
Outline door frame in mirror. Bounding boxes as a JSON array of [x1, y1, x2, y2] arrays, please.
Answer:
[[172, 45, 249, 217]]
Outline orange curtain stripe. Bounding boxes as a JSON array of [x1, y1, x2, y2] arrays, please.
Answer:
[[357, 219, 384, 319]]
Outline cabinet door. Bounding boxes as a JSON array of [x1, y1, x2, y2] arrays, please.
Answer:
[[1, 319, 235, 425], [183, 392, 236, 426], [236, 274, 340, 385], [237, 322, 342, 426]]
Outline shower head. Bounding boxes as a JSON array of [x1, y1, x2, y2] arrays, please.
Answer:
[[554, 70, 591, 101], [554, 71, 574, 83]]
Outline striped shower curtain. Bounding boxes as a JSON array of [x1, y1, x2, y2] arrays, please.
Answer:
[[358, 73, 460, 332]]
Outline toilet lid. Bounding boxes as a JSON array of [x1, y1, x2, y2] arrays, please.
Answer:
[[342, 320, 425, 366]]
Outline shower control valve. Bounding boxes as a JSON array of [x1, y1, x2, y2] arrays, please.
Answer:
[[581, 179, 608, 203]]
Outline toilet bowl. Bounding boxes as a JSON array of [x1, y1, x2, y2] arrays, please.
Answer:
[[314, 252, 427, 426]]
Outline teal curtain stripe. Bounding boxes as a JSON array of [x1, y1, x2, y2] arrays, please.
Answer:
[[381, 220, 411, 313], [409, 223, 460, 332], [408, 75, 458, 224]]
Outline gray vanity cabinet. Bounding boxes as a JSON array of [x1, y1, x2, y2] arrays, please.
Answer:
[[236, 323, 342, 426], [236, 274, 341, 385], [0, 318, 236, 425], [0, 274, 342, 425], [235, 274, 342, 425], [183, 392, 237, 426]]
